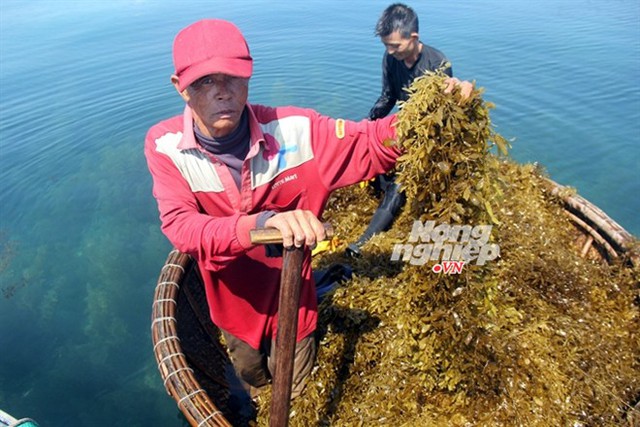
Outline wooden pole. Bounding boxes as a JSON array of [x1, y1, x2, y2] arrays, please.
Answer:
[[269, 246, 304, 427], [249, 223, 333, 427]]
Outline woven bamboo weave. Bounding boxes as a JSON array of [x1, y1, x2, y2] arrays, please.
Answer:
[[548, 179, 637, 266], [151, 250, 235, 427]]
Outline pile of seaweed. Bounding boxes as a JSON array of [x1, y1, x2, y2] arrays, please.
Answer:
[[255, 74, 640, 426]]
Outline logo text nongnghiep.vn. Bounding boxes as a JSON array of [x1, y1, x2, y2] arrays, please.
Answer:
[[390, 220, 500, 270]]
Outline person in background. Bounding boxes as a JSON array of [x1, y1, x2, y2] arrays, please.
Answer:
[[369, 2, 452, 120], [145, 18, 471, 400], [348, 3, 454, 256]]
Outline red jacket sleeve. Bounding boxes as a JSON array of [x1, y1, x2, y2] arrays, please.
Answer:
[[309, 112, 402, 191]]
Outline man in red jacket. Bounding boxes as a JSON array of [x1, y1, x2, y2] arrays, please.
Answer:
[[145, 18, 471, 399]]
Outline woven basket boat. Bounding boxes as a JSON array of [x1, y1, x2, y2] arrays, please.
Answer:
[[150, 180, 638, 427]]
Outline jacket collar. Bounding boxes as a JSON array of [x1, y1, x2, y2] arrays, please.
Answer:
[[177, 104, 266, 156]]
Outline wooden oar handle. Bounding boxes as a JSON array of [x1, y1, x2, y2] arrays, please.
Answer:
[[250, 222, 334, 245]]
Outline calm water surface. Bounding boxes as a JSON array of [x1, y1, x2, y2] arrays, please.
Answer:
[[0, 0, 638, 425]]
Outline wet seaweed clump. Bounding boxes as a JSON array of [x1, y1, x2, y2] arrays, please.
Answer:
[[255, 73, 640, 426]]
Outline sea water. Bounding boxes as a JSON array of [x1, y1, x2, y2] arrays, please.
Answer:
[[0, 1, 638, 425]]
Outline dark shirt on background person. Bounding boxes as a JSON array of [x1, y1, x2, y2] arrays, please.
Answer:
[[368, 44, 451, 120], [347, 3, 454, 257]]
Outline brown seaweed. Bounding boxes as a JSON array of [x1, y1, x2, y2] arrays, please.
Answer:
[[254, 74, 640, 426]]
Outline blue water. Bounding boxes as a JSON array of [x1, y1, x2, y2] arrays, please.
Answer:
[[0, 0, 638, 425]]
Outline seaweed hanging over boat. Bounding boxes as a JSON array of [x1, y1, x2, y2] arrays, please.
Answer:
[[253, 74, 640, 426], [394, 73, 509, 226]]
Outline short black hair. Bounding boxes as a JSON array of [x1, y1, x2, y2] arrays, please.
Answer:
[[375, 3, 419, 38]]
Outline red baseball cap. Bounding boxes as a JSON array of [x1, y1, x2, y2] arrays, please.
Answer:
[[173, 19, 253, 91]]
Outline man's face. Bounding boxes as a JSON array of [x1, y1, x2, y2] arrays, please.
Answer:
[[381, 31, 419, 61], [174, 73, 249, 138]]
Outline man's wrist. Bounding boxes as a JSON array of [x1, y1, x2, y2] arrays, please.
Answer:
[[257, 210, 277, 228]]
